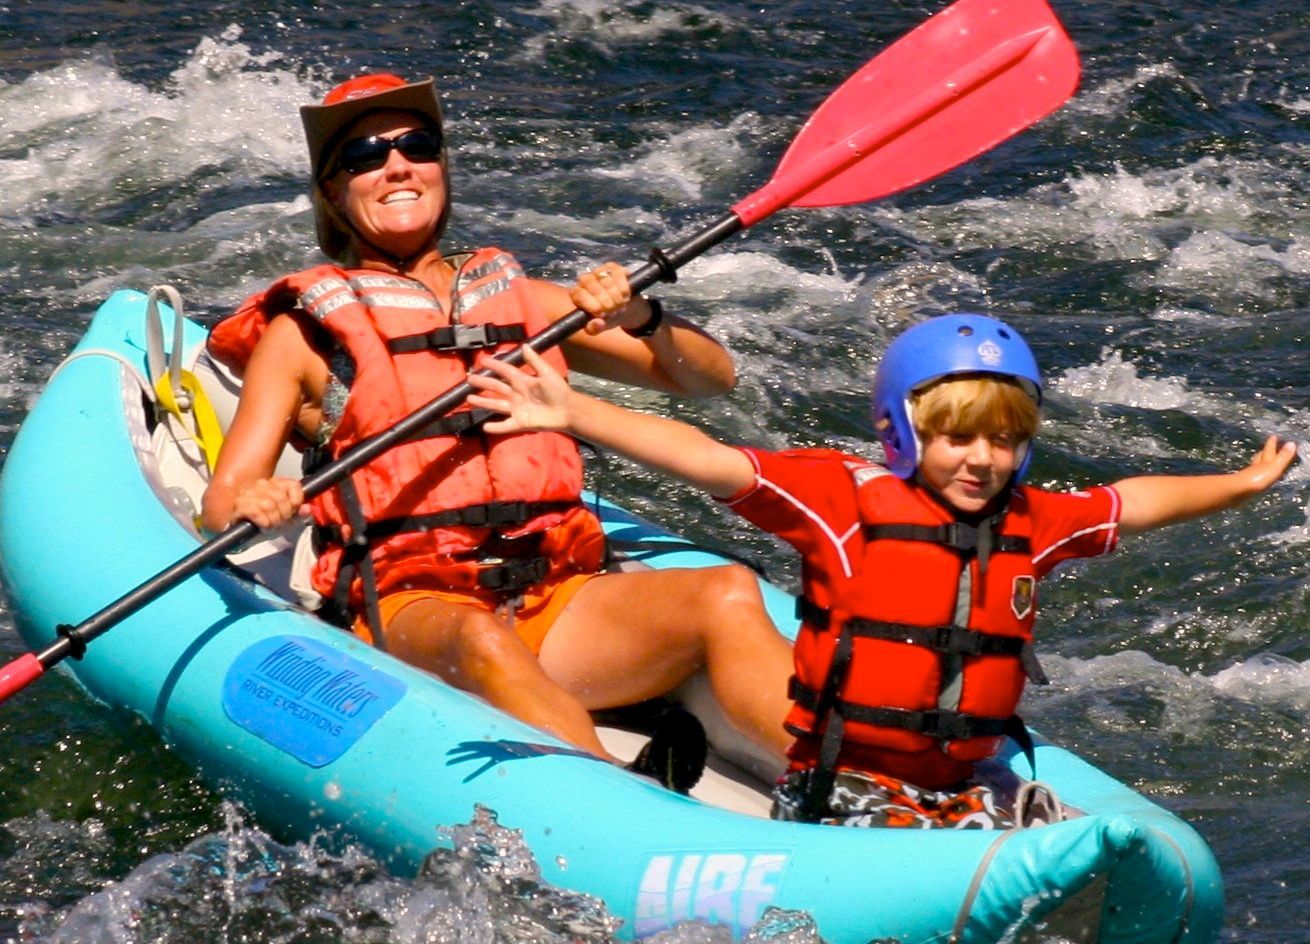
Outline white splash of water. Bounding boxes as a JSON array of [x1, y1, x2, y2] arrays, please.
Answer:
[[675, 249, 858, 304], [1155, 230, 1310, 295], [879, 152, 1308, 300], [1062, 62, 1190, 119], [0, 27, 314, 219], [519, 0, 739, 60], [1052, 348, 1202, 412], [1050, 347, 1310, 464], [592, 112, 766, 202], [1045, 648, 1310, 730], [1210, 653, 1310, 713]]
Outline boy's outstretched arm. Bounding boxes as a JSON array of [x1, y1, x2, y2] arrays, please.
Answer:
[[1114, 435, 1297, 534], [468, 346, 756, 499]]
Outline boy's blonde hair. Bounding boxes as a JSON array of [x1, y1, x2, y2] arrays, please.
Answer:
[[910, 374, 1040, 442]]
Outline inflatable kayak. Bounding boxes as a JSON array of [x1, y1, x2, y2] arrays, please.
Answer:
[[0, 288, 1222, 943]]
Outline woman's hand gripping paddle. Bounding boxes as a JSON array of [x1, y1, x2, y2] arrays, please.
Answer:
[[0, 0, 1079, 703]]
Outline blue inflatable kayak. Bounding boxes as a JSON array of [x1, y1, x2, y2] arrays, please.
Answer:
[[0, 289, 1222, 943]]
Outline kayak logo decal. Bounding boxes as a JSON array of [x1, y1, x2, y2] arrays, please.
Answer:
[[634, 851, 790, 937], [222, 635, 406, 767], [446, 739, 599, 782]]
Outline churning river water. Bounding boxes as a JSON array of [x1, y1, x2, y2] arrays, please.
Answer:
[[1, 1, 1307, 941]]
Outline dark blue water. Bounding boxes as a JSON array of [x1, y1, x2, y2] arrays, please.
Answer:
[[1, 1, 1307, 941]]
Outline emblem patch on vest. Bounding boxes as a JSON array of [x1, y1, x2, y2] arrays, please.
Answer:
[[1010, 576, 1036, 620]]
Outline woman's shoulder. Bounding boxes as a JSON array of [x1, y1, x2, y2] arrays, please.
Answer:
[[261, 307, 329, 349]]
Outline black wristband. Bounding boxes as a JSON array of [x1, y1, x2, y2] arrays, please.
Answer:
[[623, 297, 664, 338]]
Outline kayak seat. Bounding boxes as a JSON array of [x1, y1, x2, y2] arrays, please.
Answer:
[[136, 285, 312, 608]]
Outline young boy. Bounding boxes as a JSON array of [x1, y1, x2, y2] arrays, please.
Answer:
[[468, 313, 1296, 828]]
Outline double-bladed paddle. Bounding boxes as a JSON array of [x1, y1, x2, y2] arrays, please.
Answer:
[[0, 0, 1079, 703]]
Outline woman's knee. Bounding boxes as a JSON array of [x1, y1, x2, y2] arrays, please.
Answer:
[[691, 565, 771, 627], [448, 613, 534, 687]]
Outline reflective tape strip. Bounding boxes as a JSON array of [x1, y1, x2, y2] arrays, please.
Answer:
[[457, 275, 517, 311], [461, 255, 524, 285], [299, 277, 352, 307], [310, 291, 360, 320], [349, 274, 421, 290], [358, 292, 442, 312]]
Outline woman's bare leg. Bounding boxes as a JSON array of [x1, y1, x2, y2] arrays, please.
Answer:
[[383, 597, 616, 760], [539, 565, 794, 758]]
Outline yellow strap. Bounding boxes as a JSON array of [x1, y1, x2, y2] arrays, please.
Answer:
[[154, 369, 226, 473]]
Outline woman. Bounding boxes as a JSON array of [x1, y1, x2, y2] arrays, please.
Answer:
[[200, 73, 793, 777]]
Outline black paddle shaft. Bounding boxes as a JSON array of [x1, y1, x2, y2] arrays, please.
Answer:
[[39, 211, 746, 670]]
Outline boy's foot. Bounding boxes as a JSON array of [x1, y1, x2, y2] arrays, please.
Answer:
[[624, 705, 707, 794]]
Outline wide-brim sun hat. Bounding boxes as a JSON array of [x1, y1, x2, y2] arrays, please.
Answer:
[[301, 73, 448, 260]]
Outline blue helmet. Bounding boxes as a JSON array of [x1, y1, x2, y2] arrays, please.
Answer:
[[871, 313, 1043, 481]]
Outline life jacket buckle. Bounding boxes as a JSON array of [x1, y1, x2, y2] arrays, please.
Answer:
[[949, 626, 986, 656], [942, 522, 977, 552], [925, 625, 957, 651], [462, 501, 529, 528], [477, 555, 550, 592], [450, 324, 491, 349]]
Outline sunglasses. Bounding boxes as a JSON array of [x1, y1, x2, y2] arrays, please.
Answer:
[[333, 127, 443, 176]]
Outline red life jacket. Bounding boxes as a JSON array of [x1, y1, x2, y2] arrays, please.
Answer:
[[784, 459, 1043, 794], [208, 249, 605, 622]]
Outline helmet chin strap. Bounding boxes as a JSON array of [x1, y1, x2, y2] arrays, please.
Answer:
[[1014, 439, 1030, 474]]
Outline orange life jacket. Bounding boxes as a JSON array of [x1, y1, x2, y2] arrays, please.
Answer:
[[783, 461, 1043, 796], [208, 249, 606, 626]]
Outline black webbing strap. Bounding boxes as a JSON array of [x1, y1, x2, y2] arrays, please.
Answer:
[[790, 684, 1011, 740], [331, 475, 387, 652], [314, 500, 578, 547], [796, 598, 1029, 658], [864, 522, 1030, 555], [319, 499, 577, 635], [799, 622, 856, 822], [865, 520, 1030, 576], [1005, 715, 1038, 779], [1020, 646, 1049, 686], [387, 323, 526, 354], [789, 677, 1038, 777]]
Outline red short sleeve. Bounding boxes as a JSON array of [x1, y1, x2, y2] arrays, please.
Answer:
[[1017, 485, 1122, 578], [721, 447, 877, 580]]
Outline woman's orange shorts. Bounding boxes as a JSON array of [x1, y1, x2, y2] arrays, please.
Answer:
[[351, 570, 597, 654]]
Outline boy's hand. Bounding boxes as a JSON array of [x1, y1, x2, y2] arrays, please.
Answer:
[[1116, 434, 1298, 534], [468, 346, 571, 434], [1239, 435, 1298, 493]]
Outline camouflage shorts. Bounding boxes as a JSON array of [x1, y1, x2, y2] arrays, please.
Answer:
[[772, 768, 1016, 829]]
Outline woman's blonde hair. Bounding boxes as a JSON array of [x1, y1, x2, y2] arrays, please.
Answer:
[[911, 374, 1040, 442]]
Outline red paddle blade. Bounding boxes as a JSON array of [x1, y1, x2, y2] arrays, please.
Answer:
[[0, 653, 44, 703], [733, 0, 1079, 226]]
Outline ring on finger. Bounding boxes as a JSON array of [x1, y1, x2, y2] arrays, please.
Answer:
[[597, 269, 612, 280]]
